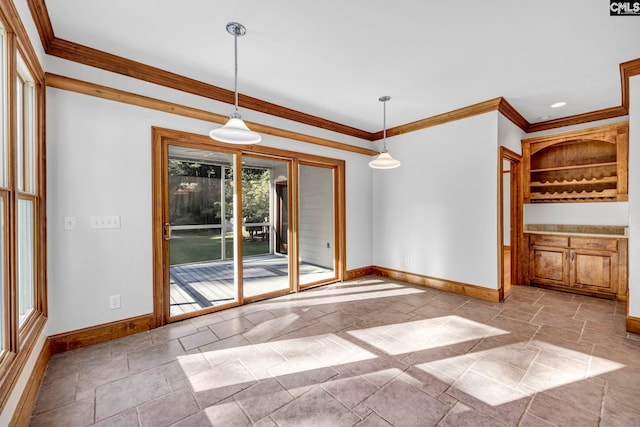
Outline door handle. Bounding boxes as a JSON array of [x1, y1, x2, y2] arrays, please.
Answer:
[[164, 223, 172, 240]]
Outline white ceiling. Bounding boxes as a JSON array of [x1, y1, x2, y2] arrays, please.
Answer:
[[44, 0, 640, 133]]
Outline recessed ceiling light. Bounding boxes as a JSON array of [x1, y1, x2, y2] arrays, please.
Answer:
[[551, 102, 566, 108]]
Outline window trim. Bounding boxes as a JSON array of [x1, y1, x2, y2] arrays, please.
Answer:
[[0, 2, 47, 413]]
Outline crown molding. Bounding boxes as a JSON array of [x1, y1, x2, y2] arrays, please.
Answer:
[[45, 73, 379, 156], [527, 106, 628, 133], [25, 0, 640, 140]]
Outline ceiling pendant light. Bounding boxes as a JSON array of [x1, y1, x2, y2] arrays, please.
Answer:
[[210, 22, 262, 144], [369, 96, 401, 169]]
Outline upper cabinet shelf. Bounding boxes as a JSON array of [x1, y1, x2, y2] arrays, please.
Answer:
[[522, 122, 628, 203]]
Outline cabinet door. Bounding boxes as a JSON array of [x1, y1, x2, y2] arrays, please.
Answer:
[[530, 246, 569, 286], [570, 249, 617, 294]]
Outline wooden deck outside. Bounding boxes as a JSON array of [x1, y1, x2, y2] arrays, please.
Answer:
[[170, 255, 334, 316]]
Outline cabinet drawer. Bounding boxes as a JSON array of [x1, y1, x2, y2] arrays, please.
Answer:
[[530, 234, 568, 247], [570, 237, 617, 251]]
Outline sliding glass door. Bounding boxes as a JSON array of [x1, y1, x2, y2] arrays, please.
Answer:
[[153, 128, 345, 324], [167, 145, 237, 317], [242, 156, 292, 300], [299, 164, 337, 287]]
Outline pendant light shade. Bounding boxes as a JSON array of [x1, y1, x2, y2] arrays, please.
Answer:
[[210, 22, 262, 145], [369, 151, 401, 169], [369, 96, 400, 169], [209, 115, 262, 144]]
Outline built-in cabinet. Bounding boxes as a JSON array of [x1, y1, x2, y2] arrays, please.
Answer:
[[522, 122, 628, 203], [526, 232, 627, 301]]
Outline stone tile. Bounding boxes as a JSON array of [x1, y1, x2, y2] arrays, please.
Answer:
[[487, 315, 540, 338], [536, 323, 582, 343], [199, 334, 254, 367], [539, 379, 604, 415], [138, 388, 199, 426], [29, 279, 639, 426], [446, 370, 530, 425], [602, 397, 640, 427], [29, 397, 94, 427], [208, 317, 255, 340], [321, 372, 379, 409], [179, 329, 219, 351], [528, 392, 600, 426], [150, 321, 199, 344], [173, 398, 252, 426], [189, 360, 257, 408], [355, 412, 394, 426], [519, 413, 557, 426], [162, 351, 211, 388], [92, 408, 139, 427], [340, 355, 407, 388], [128, 339, 186, 373], [269, 355, 339, 397], [362, 378, 451, 426], [32, 372, 77, 414], [234, 378, 294, 422], [95, 368, 171, 421], [530, 311, 585, 332], [468, 357, 527, 388], [439, 402, 509, 426], [237, 344, 286, 379], [109, 331, 153, 355], [243, 309, 277, 325], [270, 387, 360, 427], [76, 358, 130, 396]]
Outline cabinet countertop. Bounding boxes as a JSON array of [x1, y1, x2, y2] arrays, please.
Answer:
[[524, 224, 628, 239]]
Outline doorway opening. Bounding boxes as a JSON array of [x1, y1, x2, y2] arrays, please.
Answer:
[[500, 147, 522, 298]]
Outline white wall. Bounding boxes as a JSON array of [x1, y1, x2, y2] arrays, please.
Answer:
[[299, 165, 334, 268], [372, 112, 499, 289], [47, 79, 373, 335], [524, 202, 629, 225], [628, 75, 640, 318]]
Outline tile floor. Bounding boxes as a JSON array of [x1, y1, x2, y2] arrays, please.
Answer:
[[30, 276, 640, 426]]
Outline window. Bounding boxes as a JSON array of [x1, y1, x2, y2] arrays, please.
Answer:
[[0, 10, 46, 413]]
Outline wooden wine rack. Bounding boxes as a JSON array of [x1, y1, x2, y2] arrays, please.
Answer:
[[522, 123, 628, 203]]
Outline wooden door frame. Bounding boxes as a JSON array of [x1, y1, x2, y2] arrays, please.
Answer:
[[498, 146, 523, 300], [151, 127, 346, 326]]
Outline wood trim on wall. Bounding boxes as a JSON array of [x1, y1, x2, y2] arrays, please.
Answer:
[[26, 0, 640, 140], [45, 73, 379, 157], [620, 58, 640, 111], [372, 98, 505, 139], [23, 0, 373, 141], [627, 315, 640, 335], [48, 314, 155, 355], [526, 106, 628, 134], [372, 266, 502, 303], [9, 339, 49, 427], [344, 267, 375, 281]]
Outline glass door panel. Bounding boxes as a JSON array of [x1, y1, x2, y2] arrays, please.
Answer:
[[299, 164, 337, 287], [242, 156, 291, 299], [167, 145, 236, 317]]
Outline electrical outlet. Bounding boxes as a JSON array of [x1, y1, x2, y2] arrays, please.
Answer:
[[109, 295, 121, 310]]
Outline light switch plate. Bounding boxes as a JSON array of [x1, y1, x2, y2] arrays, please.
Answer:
[[90, 216, 121, 229], [63, 216, 77, 230]]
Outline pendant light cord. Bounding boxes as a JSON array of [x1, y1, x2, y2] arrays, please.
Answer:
[[380, 96, 390, 152], [233, 29, 239, 115]]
